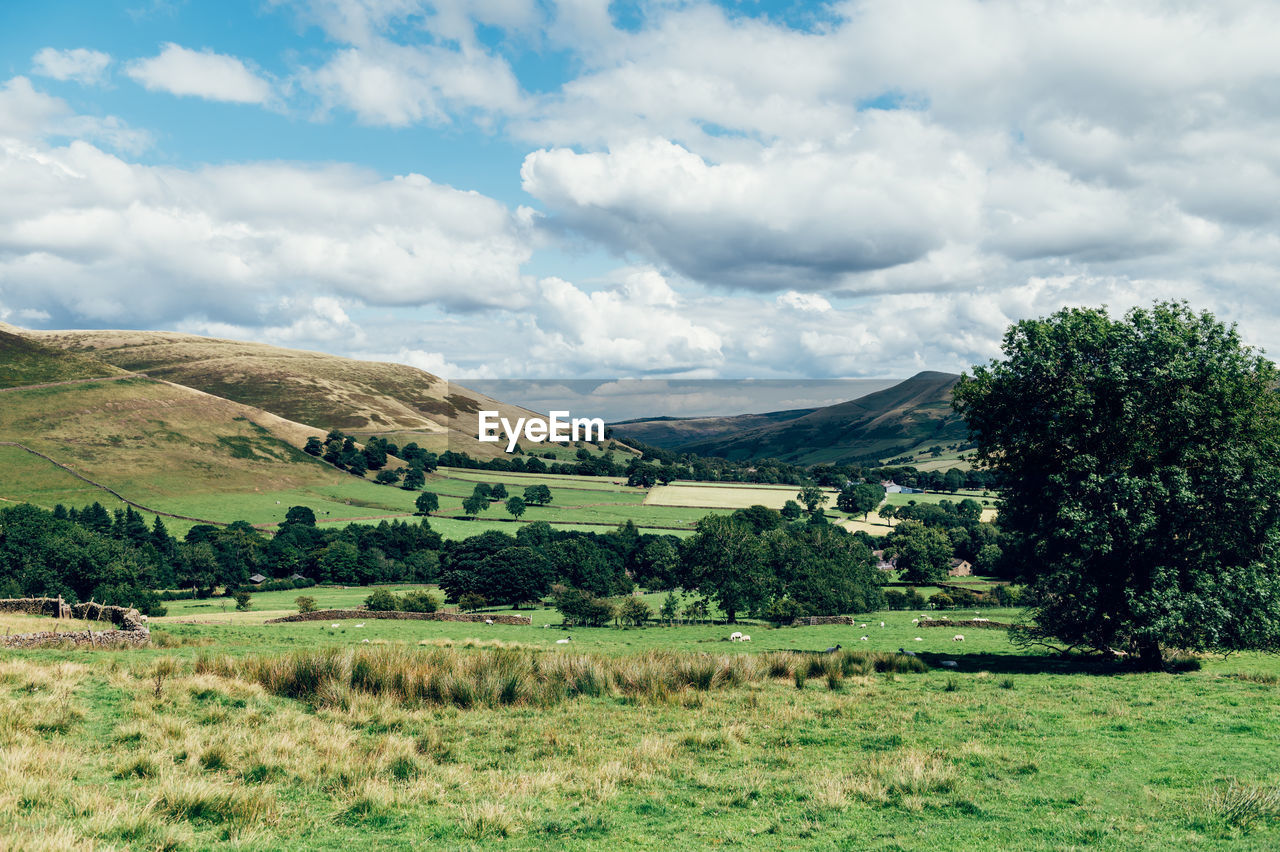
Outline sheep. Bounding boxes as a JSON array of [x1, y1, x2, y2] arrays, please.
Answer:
[[940, 660, 957, 668], [484, 618, 494, 625], [913, 637, 923, 641], [739, 634, 751, 642], [355, 623, 365, 628], [729, 631, 743, 641], [898, 647, 917, 657], [859, 623, 867, 628], [361, 638, 369, 643], [912, 618, 919, 624], [859, 636, 869, 641], [824, 644, 842, 654], [953, 634, 965, 642], [555, 637, 572, 644], [879, 622, 885, 628], [330, 624, 340, 628]]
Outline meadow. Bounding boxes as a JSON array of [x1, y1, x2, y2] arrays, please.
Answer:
[[2, 597, 1279, 851]]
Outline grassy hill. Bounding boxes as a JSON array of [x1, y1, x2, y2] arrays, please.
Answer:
[[0, 323, 127, 389], [615, 371, 968, 465], [25, 328, 543, 460]]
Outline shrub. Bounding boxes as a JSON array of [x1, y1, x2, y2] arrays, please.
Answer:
[[931, 593, 954, 609], [233, 591, 252, 612], [295, 596, 317, 614], [617, 596, 652, 627], [458, 593, 488, 612], [399, 590, 439, 613], [364, 589, 399, 611], [554, 587, 614, 627]]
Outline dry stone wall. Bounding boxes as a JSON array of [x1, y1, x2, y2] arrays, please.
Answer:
[[266, 609, 531, 625], [1, 598, 150, 648]]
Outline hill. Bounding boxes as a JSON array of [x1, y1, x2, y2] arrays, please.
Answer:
[[24, 329, 543, 460], [615, 372, 968, 465], [0, 323, 127, 389]]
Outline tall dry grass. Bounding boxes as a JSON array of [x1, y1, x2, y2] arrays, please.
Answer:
[[195, 646, 926, 710]]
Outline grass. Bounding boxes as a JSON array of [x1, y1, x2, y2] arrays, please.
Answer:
[[2, 614, 1279, 849]]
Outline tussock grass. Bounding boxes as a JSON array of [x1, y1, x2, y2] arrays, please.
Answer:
[[1204, 780, 1280, 831], [197, 645, 925, 710]]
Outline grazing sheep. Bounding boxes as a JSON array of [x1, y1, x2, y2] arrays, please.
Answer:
[[556, 637, 572, 644], [729, 631, 743, 641], [739, 634, 751, 642], [953, 634, 965, 641], [859, 636, 869, 641], [940, 660, 957, 668], [824, 644, 842, 654], [330, 624, 340, 628], [913, 637, 923, 641], [879, 622, 885, 628], [898, 647, 917, 657], [485, 618, 494, 625], [361, 638, 369, 643], [859, 623, 867, 628], [912, 618, 919, 624], [355, 623, 364, 628]]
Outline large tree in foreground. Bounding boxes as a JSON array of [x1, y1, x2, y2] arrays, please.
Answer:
[[953, 302, 1280, 669]]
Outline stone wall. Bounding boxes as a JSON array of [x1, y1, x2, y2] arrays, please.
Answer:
[[0, 597, 72, 619], [918, 618, 1011, 630], [1, 598, 149, 648], [266, 609, 532, 625], [789, 615, 856, 626]]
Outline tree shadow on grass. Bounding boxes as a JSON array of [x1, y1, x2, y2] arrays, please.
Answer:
[[914, 650, 1184, 676]]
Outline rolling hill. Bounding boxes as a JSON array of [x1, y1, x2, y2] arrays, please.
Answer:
[[0, 323, 127, 389], [613, 371, 968, 465], [24, 328, 544, 460]]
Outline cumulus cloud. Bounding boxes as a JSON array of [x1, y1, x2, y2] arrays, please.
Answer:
[[0, 76, 149, 152], [31, 48, 112, 85], [125, 43, 272, 104], [0, 77, 534, 330]]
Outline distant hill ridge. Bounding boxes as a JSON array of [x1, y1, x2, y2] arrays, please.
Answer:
[[613, 371, 966, 465]]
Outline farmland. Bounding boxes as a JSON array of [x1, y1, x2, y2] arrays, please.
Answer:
[[1, 600, 1278, 850]]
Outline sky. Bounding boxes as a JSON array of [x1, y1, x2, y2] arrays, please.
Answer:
[[2, 0, 1280, 386]]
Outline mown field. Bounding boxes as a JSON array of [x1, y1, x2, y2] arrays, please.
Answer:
[[2, 600, 1278, 851]]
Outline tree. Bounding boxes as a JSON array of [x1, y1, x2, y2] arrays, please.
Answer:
[[374, 469, 401, 486], [523, 484, 553, 506], [836, 483, 885, 519], [304, 436, 323, 456], [618, 596, 652, 627], [415, 492, 439, 516], [553, 586, 613, 627], [295, 595, 316, 613], [458, 592, 487, 612], [401, 466, 426, 491], [780, 500, 804, 520], [233, 590, 252, 611], [282, 506, 316, 527], [796, 486, 828, 515], [659, 590, 680, 624], [461, 494, 490, 518], [480, 547, 552, 606], [885, 521, 952, 584], [490, 483, 508, 501], [681, 515, 770, 623], [505, 496, 526, 519], [365, 589, 399, 611], [878, 504, 897, 527], [953, 302, 1280, 669]]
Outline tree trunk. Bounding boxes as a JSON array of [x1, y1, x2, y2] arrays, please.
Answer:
[[1136, 639, 1165, 671], [726, 608, 736, 624]]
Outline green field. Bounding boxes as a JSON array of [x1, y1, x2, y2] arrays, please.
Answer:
[[2, 602, 1278, 850]]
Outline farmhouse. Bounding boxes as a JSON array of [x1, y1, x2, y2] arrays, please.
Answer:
[[872, 549, 895, 571], [248, 573, 267, 584], [947, 559, 973, 577]]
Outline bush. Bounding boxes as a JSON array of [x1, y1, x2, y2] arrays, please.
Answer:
[[233, 590, 252, 612], [399, 590, 439, 613], [765, 596, 806, 625], [458, 593, 488, 612], [295, 596, 317, 614], [554, 587, 614, 627], [617, 597, 652, 627], [931, 593, 954, 609], [365, 589, 399, 611], [884, 589, 907, 610]]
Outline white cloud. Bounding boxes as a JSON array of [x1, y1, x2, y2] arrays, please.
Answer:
[[777, 292, 831, 313], [0, 78, 535, 330], [31, 48, 112, 85], [125, 43, 272, 104], [0, 76, 149, 153]]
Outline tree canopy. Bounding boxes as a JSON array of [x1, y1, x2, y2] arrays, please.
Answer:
[[953, 302, 1280, 668]]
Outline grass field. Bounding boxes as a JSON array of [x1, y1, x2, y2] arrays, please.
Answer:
[[2, 601, 1278, 850]]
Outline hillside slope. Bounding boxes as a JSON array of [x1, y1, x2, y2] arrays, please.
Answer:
[[26, 329, 541, 459], [0, 323, 127, 389], [620, 372, 967, 465]]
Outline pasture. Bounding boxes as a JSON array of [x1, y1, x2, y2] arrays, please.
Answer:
[[1, 600, 1278, 850]]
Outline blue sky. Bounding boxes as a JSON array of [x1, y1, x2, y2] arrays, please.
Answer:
[[3, 1, 1280, 383]]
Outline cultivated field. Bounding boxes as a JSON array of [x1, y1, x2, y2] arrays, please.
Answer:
[[1, 602, 1277, 850]]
